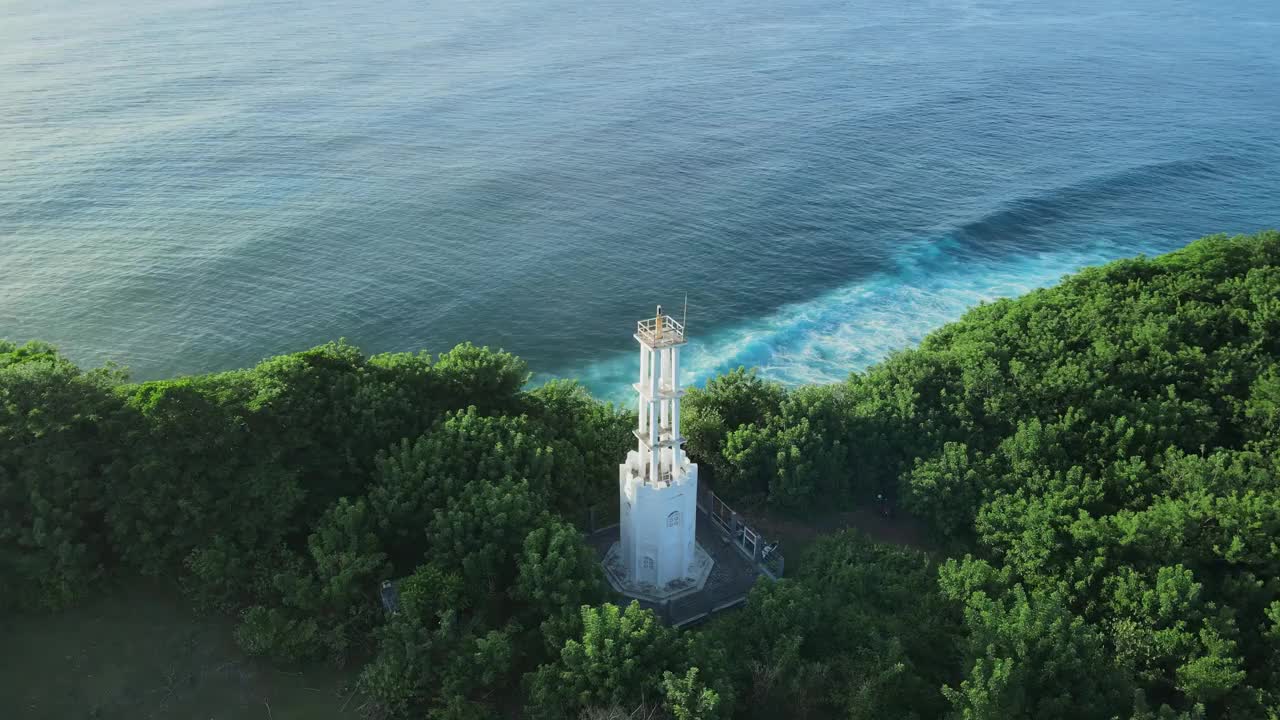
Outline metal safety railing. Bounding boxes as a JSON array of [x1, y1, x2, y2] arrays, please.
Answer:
[[700, 488, 785, 579], [636, 314, 686, 347]]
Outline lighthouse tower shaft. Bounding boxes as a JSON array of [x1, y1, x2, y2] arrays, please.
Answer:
[[618, 308, 700, 590], [634, 311, 686, 482]]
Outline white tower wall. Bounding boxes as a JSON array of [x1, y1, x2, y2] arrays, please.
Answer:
[[619, 450, 699, 588]]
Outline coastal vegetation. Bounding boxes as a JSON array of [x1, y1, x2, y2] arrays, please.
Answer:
[[2, 230, 1278, 719]]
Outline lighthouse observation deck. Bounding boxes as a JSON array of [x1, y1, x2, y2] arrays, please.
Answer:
[[635, 314, 686, 348]]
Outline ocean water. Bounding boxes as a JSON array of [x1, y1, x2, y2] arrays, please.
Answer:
[[1, 0, 1278, 401]]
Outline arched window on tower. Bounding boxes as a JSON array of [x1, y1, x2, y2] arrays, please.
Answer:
[[667, 510, 681, 528]]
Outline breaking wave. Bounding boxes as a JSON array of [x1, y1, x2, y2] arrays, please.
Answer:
[[564, 155, 1239, 400]]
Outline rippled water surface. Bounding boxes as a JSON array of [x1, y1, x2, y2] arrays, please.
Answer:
[[2, 0, 1278, 397]]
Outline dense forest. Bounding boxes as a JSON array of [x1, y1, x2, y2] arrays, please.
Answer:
[[2, 230, 1278, 719]]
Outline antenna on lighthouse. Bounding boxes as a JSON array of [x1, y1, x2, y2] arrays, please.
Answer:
[[682, 293, 688, 331]]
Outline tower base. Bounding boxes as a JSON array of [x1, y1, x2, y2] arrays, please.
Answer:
[[601, 541, 715, 603]]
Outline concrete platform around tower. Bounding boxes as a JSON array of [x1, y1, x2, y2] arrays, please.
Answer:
[[587, 506, 763, 627], [601, 541, 714, 603]]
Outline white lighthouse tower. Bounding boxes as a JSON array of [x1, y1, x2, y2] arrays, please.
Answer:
[[604, 305, 713, 600]]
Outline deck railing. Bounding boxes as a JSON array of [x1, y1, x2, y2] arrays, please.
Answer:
[[636, 315, 686, 346], [700, 488, 785, 579]]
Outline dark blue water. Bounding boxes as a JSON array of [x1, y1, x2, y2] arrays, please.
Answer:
[[2, 0, 1278, 400]]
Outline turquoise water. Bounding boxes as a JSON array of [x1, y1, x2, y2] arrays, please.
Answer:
[[2, 0, 1278, 399]]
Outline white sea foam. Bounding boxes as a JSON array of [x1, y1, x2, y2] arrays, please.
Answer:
[[571, 239, 1170, 402]]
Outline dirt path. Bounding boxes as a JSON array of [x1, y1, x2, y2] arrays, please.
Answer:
[[734, 502, 935, 573]]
